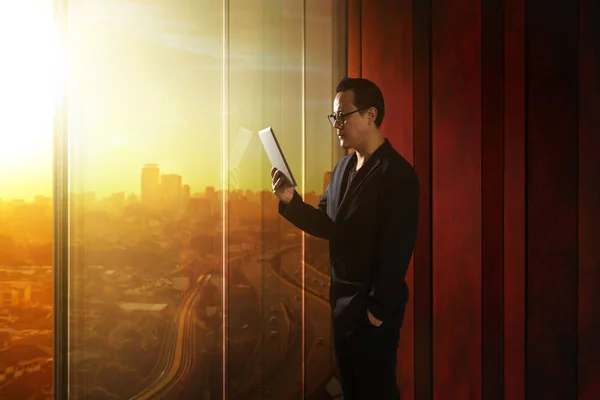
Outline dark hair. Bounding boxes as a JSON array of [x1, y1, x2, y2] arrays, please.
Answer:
[[335, 77, 385, 128]]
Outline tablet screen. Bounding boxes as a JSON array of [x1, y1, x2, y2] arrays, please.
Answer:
[[258, 127, 297, 187]]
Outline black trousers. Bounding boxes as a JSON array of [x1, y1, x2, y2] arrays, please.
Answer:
[[332, 311, 401, 400]]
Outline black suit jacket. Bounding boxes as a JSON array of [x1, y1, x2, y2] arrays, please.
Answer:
[[279, 138, 420, 333]]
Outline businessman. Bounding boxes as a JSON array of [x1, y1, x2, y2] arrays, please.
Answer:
[[271, 77, 419, 399]]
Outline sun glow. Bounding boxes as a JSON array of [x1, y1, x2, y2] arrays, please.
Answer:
[[0, 0, 66, 176]]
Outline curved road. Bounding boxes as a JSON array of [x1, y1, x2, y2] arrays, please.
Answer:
[[129, 273, 210, 400], [235, 246, 335, 399], [129, 246, 336, 400], [269, 248, 335, 399]]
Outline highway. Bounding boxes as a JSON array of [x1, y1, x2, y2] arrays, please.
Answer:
[[271, 248, 335, 399], [234, 246, 335, 399], [128, 245, 337, 399], [129, 273, 211, 400], [230, 251, 300, 398], [129, 251, 265, 399]]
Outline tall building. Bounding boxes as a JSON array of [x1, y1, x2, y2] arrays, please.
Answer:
[[182, 184, 191, 199], [127, 193, 139, 204], [161, 174, 183, 210], [205, 186, 218, 216], [141, 164, 161, 207], [205, 186, 216, 200], [0, 282, 32, 307], [182, 184, 191, 210], [109, 192, 126, 209]]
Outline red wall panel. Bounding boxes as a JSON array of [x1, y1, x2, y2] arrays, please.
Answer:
[[481, 0, 504, 400], [578, 1, 600, 398], [525, 1, 579, 398], [348, 1, 597, 399], [481, 0, 505, 397], [413, 0, 433, 399], [361, 2, 414, 160], [347, 0, 362, 79], [360, 1, 415, 398], [431, 0, 482, 398], [503, 0, 526, 398]]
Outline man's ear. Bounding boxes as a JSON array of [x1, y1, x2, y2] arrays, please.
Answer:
[[368, 107, 378, 124]]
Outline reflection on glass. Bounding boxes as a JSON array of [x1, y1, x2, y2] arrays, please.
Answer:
[[0, 0, 57, 399], [67, 2, 224, 398], [303, 1, 338, 396], [65, 0, 343, 399]]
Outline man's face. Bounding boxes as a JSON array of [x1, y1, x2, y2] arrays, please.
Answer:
[[332, 91, 372, 149]]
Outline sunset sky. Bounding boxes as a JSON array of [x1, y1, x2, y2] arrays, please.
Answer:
[[0, 0, 340, 201], [0, 0, 58, 200]]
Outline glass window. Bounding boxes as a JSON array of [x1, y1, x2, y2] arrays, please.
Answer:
[[0, 1, 57, 399], [59, 0, 345, 398]]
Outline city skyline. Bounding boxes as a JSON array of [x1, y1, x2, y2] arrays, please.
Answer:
[[0, 1, 342, 398], [0, 162, 332, 203], [2, 0, 338, 201]]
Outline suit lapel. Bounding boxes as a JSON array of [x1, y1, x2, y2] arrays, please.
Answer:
[[330, 155, 352, 220], [336, 156, 381, 220], [335, 154, 354, 207], [333, 139, 392, 220]]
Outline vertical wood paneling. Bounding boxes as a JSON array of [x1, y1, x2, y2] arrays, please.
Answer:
[[525, 1, 579, 398], [578, 1, 600, 398], [361, 2, 415, 396], [359, 2, 416, 398], [348, 2, 598, 399], [347, 0, 361, 78], [413, 0, 433, 398], [431, 0, 482, 398], [481, 0, 505, 398], [503, 0, 526, 398], [361, 1, 414, 158]]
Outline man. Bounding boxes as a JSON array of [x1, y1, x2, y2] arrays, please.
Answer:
[[271, 77, 419, 399]]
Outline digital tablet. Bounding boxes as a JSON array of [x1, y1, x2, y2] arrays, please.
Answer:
[[258, 126, 298, 187]]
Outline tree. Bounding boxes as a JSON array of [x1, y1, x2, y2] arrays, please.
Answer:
[[116, 338, 145, 370], [94, 361, 142, 397]]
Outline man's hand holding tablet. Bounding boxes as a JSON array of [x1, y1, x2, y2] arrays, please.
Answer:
[[271, 167, 295, 204], [258, 126, 298, 205]]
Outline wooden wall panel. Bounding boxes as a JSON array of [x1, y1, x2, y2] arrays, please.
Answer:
[[578, 1, 600, 398], [360, 1, 415, 398], [413, 0, 433, 398], [503, 0, 526, 398], [431, 0, 482, 398], [481, 0, 505, 398], [348, 1, 598, 399], [525, 1, 579, 399], [347, 0, 361, 78], [361, 2, 414, 158]]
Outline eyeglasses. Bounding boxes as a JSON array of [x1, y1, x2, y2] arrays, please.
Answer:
[[327, 107, 372, 128]]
